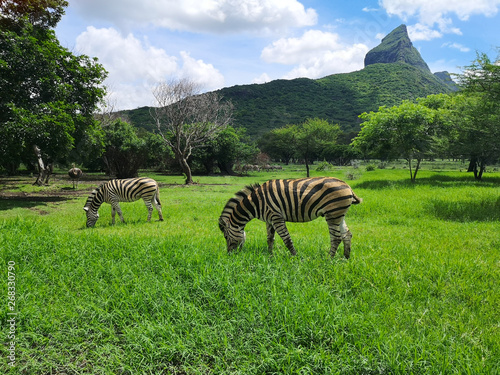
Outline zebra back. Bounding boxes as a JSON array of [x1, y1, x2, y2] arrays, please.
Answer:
[[220, 177, 358, 227]]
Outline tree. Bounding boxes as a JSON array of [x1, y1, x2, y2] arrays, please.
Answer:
[[453, 51, 500, 179], [259, 125, 298, 165], [0, 0, 107, 179], [152, 78, 233, 184], [193, 126, 258, 175], [101, 120, 148, 178], [353, 101, 438, 182], [0, 0, 68, 31], [295, 118, 341, 177]]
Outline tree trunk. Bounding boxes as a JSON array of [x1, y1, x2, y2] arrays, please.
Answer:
[[305, 158, 310, 177], [412, 158, 422, 182], [178, 155, 193, 184], [218, 161, 236, 176], [32, 145, 53, 186], [407, 158, 414, 182], [467, 157, 485, 180]]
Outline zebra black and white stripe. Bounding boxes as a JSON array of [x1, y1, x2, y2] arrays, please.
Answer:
[[219, 177, 362, 258], [83, 177, 163, 227]]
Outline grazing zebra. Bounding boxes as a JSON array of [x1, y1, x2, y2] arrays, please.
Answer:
[[68, 165, 83, 189], [83, 177, 163, 227], [219, 177, 362, 258]]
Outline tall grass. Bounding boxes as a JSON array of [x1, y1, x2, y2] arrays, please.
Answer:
[[1, 167, 499, 374]]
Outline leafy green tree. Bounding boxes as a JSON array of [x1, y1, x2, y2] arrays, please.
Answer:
[[0, 0, 68, 31], [295, 118, 341, 177], [0, 0, 107, 178], [193, 126, 258, 175], [321, 143, 360, 166], [453, 51, 500, 179], [101, 120, 150, 178], [353, 100, 438, 182], [259, 125, 298, 164]]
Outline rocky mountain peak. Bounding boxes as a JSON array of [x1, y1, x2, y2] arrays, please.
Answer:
[[364, 24, 431, 73]]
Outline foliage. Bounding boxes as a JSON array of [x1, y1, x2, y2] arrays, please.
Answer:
[[295, 118, 342, 177], [353, 100, 440, 182], [452, 51, 500, 179], [100, 120, 148, 178], [320, 143, 360, 166], [259, 124, 298, 164], [0, 1, 107, 174], [0, 0, 68, 31], [192, 126, 258, 175]]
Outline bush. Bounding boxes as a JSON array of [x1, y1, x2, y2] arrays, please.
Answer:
[[316, 161, 334, 171]]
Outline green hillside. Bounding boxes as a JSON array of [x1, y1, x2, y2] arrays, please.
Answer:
[[216, 63, 453, 137]]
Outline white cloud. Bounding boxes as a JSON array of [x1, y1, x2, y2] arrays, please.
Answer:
[[72, 0, 317, 34], [407, 23, 443, 41], [261, 30, 369, 79], [76, 27, 224, 109], [380, 0, 500, 34], [442, 42, 471, 52]]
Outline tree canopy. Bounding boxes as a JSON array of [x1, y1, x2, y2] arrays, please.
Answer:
[[0, 0, 107, 175], [353, 100, 439, 181]]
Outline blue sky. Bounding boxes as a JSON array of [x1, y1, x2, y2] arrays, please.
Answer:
[[55, 0, 500, 110]]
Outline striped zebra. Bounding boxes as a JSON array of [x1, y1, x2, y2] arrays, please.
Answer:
[[219, 177, 362, 258], [83, 177, 163, 227]]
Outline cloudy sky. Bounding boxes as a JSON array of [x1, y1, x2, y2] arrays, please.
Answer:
[[55, 0, 500, 110]]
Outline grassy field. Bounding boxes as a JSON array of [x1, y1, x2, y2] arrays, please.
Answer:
[[1, 164, 499, 374]]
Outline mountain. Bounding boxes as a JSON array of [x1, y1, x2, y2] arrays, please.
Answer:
[[123, 24, 456, 139], [364, 24, 431, 73]]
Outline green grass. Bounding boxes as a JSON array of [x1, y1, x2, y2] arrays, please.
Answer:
[[1, 166, 499, 374]]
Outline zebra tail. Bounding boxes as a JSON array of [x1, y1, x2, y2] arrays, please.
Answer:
[[155, 186, 162, 206], [351, 191, 362, 204]]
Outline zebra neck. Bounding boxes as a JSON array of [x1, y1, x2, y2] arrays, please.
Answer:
[[231, 201, 254, 227], [90, 190, 105, 211]]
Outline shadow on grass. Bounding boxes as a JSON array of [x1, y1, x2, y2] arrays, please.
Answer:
[[0, 195, 69, 211], [355, 174, 500, 190], [426, 197, 500, 222]]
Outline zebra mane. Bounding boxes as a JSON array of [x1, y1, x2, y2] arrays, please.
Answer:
[[221, 183, 260, 217], [234, 183, 260, 201]]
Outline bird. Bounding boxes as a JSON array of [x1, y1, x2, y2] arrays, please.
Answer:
[[68, 164, 83, 189]]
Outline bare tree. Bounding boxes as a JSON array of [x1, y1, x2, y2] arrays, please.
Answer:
[[152, 78, 233, 184]]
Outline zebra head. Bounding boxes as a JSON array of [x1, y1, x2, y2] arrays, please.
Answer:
[[219, 217, 246, 253], [83, 189, 99, 227]]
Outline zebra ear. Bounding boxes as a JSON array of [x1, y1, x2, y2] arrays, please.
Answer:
[[83, 207, 89, 212]]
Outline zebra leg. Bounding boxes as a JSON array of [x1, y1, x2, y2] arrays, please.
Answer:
[[266, 222, 276, 254], [143, 198, 154, 221], [342, 229, 353, 259], [325, 215, 343, 258], [153, 194, 163, 221], [111, 206, 116, 224], [112, 202, 124, 223], [272, 218, 297, 256]]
